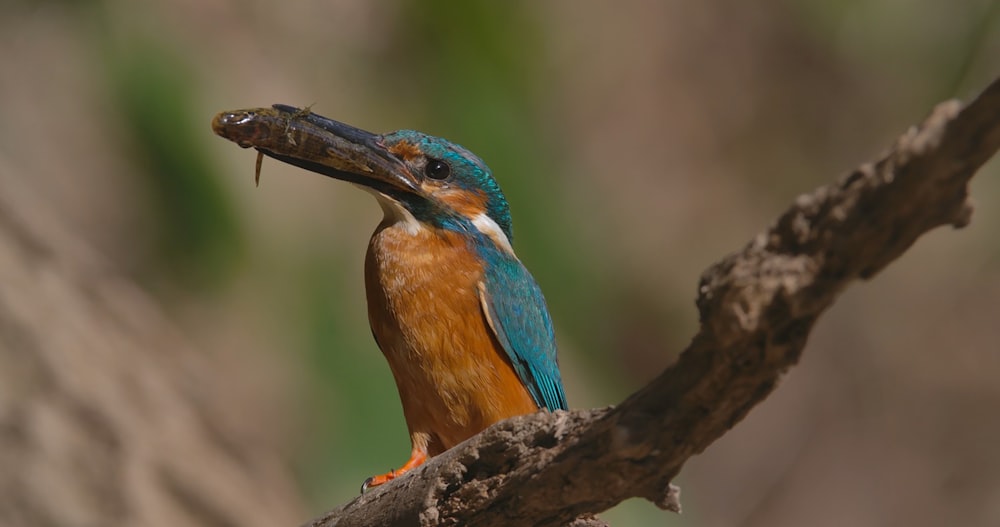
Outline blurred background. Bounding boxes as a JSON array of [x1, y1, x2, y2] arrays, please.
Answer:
[[1, 0, 999, 525]]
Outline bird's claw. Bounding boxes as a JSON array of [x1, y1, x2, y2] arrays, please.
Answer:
[[360, 469, 396, 494], [360, 476, 374, 494]]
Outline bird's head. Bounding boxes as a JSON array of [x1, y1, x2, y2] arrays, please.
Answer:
[[376, 129, 513, 243], [220, 105, 515, 249]]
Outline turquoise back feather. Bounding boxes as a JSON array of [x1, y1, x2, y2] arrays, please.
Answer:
[[479, 245, 567, 411]]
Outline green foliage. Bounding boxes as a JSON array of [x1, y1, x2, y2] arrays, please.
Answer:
[[106, 39, 243, 290]]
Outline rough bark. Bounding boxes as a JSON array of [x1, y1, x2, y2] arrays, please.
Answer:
[[0, 162, 305, 526], [305, 77, 1000, 527]]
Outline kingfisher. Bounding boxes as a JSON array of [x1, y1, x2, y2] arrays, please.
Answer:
[[211, 105, 568, 492]]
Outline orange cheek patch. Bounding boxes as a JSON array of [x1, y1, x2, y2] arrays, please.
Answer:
[[388, 141, 423, 162], [437, 188, 489, 218]]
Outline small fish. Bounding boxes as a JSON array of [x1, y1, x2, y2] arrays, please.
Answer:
[[283, 104, 314, 147], [211, 104, 389, 185]]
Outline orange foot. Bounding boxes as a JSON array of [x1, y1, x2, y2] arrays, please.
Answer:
[[361, 448, 428, 493]]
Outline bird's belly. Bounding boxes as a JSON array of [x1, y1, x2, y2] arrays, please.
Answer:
[[365, 227, 537, 453], [378, 323, 537, 452]]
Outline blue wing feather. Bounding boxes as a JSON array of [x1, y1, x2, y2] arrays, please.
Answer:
[[479, 255, 567, 412]]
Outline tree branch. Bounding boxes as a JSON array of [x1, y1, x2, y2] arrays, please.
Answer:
[[306, 76, 1000, 527]]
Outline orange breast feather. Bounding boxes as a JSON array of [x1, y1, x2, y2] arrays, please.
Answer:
[[364, 221, 537, 455]]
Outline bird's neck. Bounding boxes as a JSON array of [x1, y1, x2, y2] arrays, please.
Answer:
[[372, 195, 516, 260], [368, 196, 478, 290]]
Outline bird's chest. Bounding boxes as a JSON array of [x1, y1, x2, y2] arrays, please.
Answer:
[[363, 221, 537, 448], [364, 223, 488, 368]]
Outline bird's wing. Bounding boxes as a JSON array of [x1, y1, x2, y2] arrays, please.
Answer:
[[478, 259, 567, 411]]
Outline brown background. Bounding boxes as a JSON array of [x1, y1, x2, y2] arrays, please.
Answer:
[[1, 1, 999, 525]]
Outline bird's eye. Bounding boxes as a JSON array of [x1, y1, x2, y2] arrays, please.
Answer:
[[424, 159, 451, 180]]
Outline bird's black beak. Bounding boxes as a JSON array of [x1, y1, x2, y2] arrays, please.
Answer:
[[211, 104, 420, 196]]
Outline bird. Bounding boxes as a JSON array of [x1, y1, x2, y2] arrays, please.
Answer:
[[211, 105, 568, 492]]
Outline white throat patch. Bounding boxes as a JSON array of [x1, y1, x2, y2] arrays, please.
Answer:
[[370, 191, 421, 235]]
